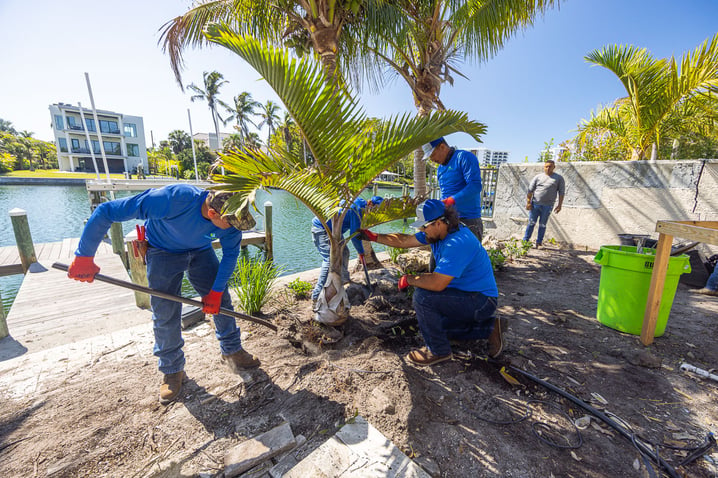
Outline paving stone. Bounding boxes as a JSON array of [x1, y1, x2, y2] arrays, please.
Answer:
[[282, 436, 355, 478], [224, 422, 297, 478]]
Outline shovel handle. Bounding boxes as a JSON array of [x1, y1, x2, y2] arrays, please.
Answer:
[[53, 262, 277, 331]]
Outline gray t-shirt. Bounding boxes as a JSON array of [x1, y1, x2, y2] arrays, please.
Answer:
[[528, 172, 565, 205]]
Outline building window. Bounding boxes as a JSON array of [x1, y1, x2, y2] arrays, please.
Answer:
[[71, 138, 80, 150], [99, 120, 120, 134], [67, 116, 83, 130], [85, 118, 96, 132], [54, 115, 64, 130], [103, 141, 121, 155], [124, 123, 137, 137], [91, 140, 101, 154], [127, 143, 139, 157], [58, 138, 68, 152]]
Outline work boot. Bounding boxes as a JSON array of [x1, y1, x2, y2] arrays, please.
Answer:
[[695, 288, 718, 297], [488, 317, 507, 358], [222, 349, 261, 373], [159, 371, 186, 405]]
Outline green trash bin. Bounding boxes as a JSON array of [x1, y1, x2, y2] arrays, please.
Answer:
[[593, 245, 691, 336]]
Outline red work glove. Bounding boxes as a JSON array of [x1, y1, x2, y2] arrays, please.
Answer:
[[360, 229, 378, 242], [398, 275, 409, 291], [68, 256, 100, 282], [442, 196, 455, 207], [202, 290, 223, 315], [358, 253, 366, 266]]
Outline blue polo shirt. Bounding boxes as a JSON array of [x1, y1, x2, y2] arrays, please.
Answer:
[[437, 149, 483, 219]]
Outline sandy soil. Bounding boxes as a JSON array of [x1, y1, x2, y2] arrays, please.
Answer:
[[1, 245, 717, 478]]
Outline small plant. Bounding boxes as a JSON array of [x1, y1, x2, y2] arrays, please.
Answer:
[[287, 277, 312, 300], [388, 245, 408, 263], [231, 253, 283, 315], [487, 248, 507, 271], [504, 238, 531, 259]]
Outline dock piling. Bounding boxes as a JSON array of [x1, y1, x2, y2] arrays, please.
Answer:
[[264, 201, 273, 261], [0, 291, 8, 339], [9, 208, 37, 273]]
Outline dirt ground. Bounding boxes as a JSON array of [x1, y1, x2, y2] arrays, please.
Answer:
[[1, 244, 718, 478]]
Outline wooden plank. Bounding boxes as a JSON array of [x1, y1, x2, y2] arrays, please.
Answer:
[[0, 246, 17, 266], [59, 237, 74, 260], [655, 220, 718, 244], [0, 264, 23, 276], [641, 233, 673, 346]]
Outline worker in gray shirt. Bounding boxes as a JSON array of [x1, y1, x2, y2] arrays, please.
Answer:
[[522, 160, 565, 248]]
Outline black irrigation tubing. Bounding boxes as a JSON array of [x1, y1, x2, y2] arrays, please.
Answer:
[[506, 364, 680, 478]]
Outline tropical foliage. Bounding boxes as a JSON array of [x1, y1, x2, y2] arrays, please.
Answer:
[[574, 33, 718, 160], [0, 120, 58, 173], [188, 71, 231, 149], [203, 29, 485, 321]]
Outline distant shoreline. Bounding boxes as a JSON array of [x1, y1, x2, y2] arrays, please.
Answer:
[[0, 177, 87, 186]]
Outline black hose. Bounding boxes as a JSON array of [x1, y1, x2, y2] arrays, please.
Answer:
[[506, 364, 680, 478]]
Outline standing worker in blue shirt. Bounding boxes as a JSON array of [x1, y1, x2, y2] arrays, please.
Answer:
[[310, 197, 382, 309], [66, 184, 260, 405], [361, 199, 504, 366], [422, 137, 484, 242], [523, 160, 565, 248]]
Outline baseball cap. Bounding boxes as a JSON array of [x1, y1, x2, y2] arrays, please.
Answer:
[[208, 191, 256, 231], [410, 199, 445, 229], [369, 196, 383, 206], [421, 137, 445, 159]]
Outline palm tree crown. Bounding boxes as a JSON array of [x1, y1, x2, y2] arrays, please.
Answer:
[[187, 71, 231, 148]]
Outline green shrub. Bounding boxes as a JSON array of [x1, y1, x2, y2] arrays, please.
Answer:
[[287, 277, 312, 299], [504, 238, 531, 259], [487, 248, 506, 271], [230, 253, 283, 314]]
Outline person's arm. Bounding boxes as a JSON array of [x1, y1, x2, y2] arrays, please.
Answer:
[[554, 176, 566, 213], [213, 232, 242, 292], [449, 152, 482, 205], [526, 176, 538, 210], [347, 208, 365, 255], [372, 231, 424, 249], [402, 271, 454, 292]]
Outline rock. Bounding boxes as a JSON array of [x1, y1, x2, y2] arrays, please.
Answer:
[[224, 422, 297, 478], [626, 350, 662, 369], [396, 249, 431, 273], [368, 386, 396, 415], [414, 455, 441, 477]]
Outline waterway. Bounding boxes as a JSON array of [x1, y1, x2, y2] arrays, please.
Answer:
[[0, 184, 405, 315]]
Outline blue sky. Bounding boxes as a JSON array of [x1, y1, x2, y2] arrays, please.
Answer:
[[1, 0, 716, 162]]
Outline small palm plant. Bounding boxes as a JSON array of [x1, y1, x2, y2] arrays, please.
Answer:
[[204, 27, 486, 323]]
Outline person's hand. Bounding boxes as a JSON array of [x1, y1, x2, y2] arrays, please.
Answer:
[[442, 197, 455, 207], [554, 205, 562, 213], [526, 201, 532, 211], [202, 290, 223, 315], [360, 229, 378, 242], [68, 256, 100, 282], [398, 275, 409, 291]]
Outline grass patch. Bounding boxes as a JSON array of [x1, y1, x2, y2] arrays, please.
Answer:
[[230, 252, 283, 315]]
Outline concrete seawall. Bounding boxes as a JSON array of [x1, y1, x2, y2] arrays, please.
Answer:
[[0, 177, 87, 186]]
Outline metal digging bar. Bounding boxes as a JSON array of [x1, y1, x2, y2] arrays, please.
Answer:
[[52, 262, 277, 332]]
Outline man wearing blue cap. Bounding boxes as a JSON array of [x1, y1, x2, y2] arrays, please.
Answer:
[[422, 137, 484, 242], [361, 199, 504, 366]]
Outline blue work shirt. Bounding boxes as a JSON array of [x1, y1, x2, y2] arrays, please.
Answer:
[[311, 204, 364, 254], [437, 149, 483, 219]]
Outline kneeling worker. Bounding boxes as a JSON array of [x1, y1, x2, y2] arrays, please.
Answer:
[[361, 199, 504, 366]]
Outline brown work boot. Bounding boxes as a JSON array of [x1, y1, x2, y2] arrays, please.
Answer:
[[221, 349, 261, 373], [695, 288, 718, 297], [159, 371, 186, 405], [488, 317, 507, 358]]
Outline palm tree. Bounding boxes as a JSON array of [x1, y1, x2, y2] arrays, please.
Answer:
[[223, 132, 244, 151], [244, 132, 262, 150], [575, 33, 718, 160], [18, 131, 35, 171], [0, 118, 16, 135], [258, 100, 281, 145], [159, 0, 387, 85], [356, 0, 560, 195], [187, 71, 231, 151], [225, 92, 260, 143], [204, 27, 486, 322]]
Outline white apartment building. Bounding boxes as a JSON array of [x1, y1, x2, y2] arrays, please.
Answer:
[[49, 103, 148, 174], [192, 132, 232, 150], [470, 148, 510, 168]]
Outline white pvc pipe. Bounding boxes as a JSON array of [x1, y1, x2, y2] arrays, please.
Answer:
[[84, 72, 112, 183], [680, 363, 718, 383], [77, 102, 100, 180], [187, 108, 199, 182]]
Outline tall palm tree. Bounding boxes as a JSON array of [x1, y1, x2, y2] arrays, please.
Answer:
[[258, 100, 281, 145], [575, 33, 718, 160], [223, 132, 244, 151], [18, 131, 35, 171], [159, 0, 392, 86], [204, 26, 486, 322], [187, 71, 231, 150], [0, 119, 16, 134], [356, 0, 560, 195], [225, 91, 260, 143]]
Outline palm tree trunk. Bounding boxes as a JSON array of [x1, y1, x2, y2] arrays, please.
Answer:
[[412, 105, 432, 197], [315, 219, 351, 323]]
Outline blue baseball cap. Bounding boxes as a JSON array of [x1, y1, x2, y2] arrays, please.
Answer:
[[410, 199, 445, 229], [353, 197, 368, 209], [369, 196, 383, 205], [421, 137, 445, 158]]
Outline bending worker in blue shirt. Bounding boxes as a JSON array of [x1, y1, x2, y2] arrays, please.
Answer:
[[66, 184, 260, 405], [361, 199, 505, 366], [422, 137, 484, 242]]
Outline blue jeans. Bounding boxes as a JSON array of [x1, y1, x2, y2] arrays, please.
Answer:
[[413, 287, 498, 356], [523, 203, 553, 244], [706, 266, 718, 291], [146, 246, 243, 375], [311, 227, 350, 301]]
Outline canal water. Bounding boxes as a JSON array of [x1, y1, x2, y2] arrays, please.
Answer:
[[0, 184, 405, 315]]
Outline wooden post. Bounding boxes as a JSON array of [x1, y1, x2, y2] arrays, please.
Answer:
[[110, 223, 128, 267], [640, 232, 673, 345], [264, 201, 273, 261], [372, 183, 378, 196], [125, 239, 151, 309], [9, 208, 37, 273], [0, 291, 8, 339]]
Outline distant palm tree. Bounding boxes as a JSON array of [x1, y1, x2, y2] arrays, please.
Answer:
[[0, 118, 16, 135], [223, 133, 244, 151], [187, 71, 230, 150], [258, 100, 281, 145], [244, 132, 262, 149], [576, 33, 718, 160], [18, 131, 35, 171], [226, 92, 260, 143]]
